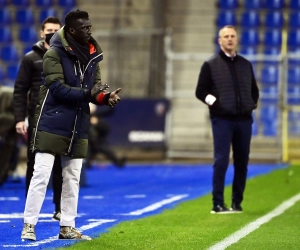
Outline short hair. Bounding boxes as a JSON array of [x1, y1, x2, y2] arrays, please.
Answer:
[[41, 17, 62, 30], [64, 9, 89, 31], [218, 25, 237, 37]]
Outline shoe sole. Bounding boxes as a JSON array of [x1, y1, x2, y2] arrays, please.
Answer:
[[229, 209, 243, 213], [58, 234, 91, 240], [210, 210, 236, 214], [21, 235, 36, 241]]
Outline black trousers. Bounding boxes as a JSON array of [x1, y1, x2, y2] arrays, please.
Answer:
[[211, 116, 252, 207], [26, 117, 62, 207], [0, 129, 18, 185]]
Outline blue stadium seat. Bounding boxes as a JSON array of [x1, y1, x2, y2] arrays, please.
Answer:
[[261, 64, 279, 85], [261, 86, 279, 103], [216, 10, 237, 27], [58, 0, 76, 7], [18, 26, 38, 43], [0, 45, 19, 62], [260, 105, 278, 136], [288, 67, 300, 84], [241, 10, 260, 28], [262, 46, 281, 65], [288, 86, 300, 104], [263, 46, 281, 55], [12, 0, 30, 6], [15, 8, 35, 25], [262, 120, 277, 136], [287, 29, 300, 52], [0, 8, 12, 25], [265, 11, 284, 29], [288, 52, 300, 64], [240, 46, 258, 56], [289, 11, 300, 30], [263, 29, 282, 47], [217, 0, 238, 9], [244, 0, 264, 9], [265, 0, 284, 9], [290, 0, 300, 9], [35, 0, 53, 7], [39, 8, 57, 23], [260, 105, 278, 121], [0, 26, 12, 43], [240, 29, 260, 46], [6, 64, 20, 81]]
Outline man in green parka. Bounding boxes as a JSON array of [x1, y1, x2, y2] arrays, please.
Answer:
[[21, 9, 121, 241]]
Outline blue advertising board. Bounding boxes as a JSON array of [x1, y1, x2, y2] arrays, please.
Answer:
[[97, 98, 169, 148]]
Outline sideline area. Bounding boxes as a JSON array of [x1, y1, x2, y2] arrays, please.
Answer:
[[0, 163, 286, 249]]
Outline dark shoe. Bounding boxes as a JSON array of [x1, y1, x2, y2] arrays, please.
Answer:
[[59, 226, 91, 240], [210, 204, 231, 214], [230, 203, 243, 213], [21, 223, 36, 241], [52, 211, 61, 221], [116, 157, 127, 168]]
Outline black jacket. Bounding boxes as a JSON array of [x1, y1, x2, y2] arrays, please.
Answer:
[[0, 86, 14, 135], [195, 50, 259, 120], [13, 41, 47, 123]]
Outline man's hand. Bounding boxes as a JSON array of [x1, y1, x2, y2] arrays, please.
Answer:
[[108, 88, 121, 107], [16, 121, 27, 135], [91, 82, 109, 100]]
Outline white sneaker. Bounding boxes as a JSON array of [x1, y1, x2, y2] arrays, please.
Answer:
[[59, 226, 91, 240], [21, 223, 36, 241]]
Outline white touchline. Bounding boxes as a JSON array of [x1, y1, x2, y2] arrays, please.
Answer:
[[120, 194, 189, 216], [82, 195, 104, 199], [208, 193, 300, 250], [0, 197, 19, 201], [3, 219, 116, 248], [0, 213, 86, 219], [124, 195, 146, 198]]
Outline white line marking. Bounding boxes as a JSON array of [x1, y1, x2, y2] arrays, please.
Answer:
[[124, 195, 146, 198], [0, 197, 19, 201], [3, 219, 116, 248], [0, 220, 10, 223], [208, 193, 300, 250], [0, 213, 52, 219], [0, 213, 86, 219], [79, 219, 116, 231], [121, 194, 189, 216], [82, 195, 104, 199]]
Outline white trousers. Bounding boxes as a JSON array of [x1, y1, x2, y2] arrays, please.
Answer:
[[24, 152, 82, 227]]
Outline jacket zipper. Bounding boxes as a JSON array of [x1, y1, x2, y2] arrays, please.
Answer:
[[83, 53, 103, 74], [67, 61, 84, 155], [231, 57, 241, 114], [32, 89, 49, 152]]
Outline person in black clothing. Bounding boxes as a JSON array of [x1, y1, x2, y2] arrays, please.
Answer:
[[195, 25, 259, 214], [87, 104, 126, 168], [0, 85, 19, 185], [13, 17, 63, 221]]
